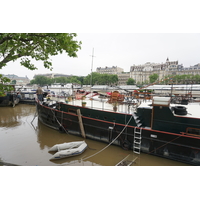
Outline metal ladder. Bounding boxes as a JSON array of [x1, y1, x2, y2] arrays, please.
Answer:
[[133, 127, 142, 154]]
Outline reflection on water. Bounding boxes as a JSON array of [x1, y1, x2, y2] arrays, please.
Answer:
[[0, 104, 190, 166]]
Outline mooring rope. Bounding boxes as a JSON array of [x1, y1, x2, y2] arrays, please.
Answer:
[[81, 115, 134, 161], [50, 109, 68, 134]]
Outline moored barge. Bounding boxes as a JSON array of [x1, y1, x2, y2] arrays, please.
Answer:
[[36, 93, 200, 165]]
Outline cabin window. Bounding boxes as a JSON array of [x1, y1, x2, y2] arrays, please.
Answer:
[[186, 128, 200, 136], [68, 108, 77, 115]]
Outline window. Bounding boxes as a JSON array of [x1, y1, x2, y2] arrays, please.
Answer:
[[186, 127, 200, 136], [68, 108, 77, 115]]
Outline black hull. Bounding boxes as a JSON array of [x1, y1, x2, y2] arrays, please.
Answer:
[[0, 94, 20, 107], [37, 101, 200, 165]]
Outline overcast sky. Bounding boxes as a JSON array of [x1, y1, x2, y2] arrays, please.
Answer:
[[1, 1, 200, 80], [1, 33, 200, 80]]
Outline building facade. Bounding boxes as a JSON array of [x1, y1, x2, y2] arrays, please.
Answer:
[[117, 72, 130, 85], [130, 58, 187, 84], [96, 66, 129, 85], [3, 74, 30, 85], [33, 73, 71, 79], [96, 66, 124, 74]]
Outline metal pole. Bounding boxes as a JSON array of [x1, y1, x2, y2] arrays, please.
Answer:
[[90, 48, 94, 108]]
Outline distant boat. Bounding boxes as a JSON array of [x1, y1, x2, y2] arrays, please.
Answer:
[[0, 92, 20, 107], [0, 84, 20, 107], [49, 141, 87, 160]]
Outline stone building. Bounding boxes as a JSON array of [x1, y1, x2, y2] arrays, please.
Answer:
[[117, 72, 130, 85], [3, 74, 30, 85], [33, 73, 71, 79], [130, 58, 185, 84], [96, 66, 130, 85], [96, 66, 124, 74]]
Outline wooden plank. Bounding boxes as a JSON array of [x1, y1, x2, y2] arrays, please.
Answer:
[[115, 154, 130, 166], [116, 155, 138, 166], [77, 109, 86, 139]]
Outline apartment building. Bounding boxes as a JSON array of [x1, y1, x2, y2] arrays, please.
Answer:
[[3, 74, 30, 85], [33, 73, 71, 79], [130, 58, 190, 84], [96, 66, 124, 74]]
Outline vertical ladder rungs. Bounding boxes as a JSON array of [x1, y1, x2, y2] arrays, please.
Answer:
[[134, 150, 140, 154], [133, 127, 142, 154]]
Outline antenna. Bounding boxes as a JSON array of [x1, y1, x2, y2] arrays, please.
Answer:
[[90, 48, 95, 108], [90, 48, 95, 87]]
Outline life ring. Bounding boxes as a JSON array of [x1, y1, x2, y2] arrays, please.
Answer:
[[121, 139, 131, 150], [174, 106, 187, 115]]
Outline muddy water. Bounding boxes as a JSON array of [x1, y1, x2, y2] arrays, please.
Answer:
[[0, 104, 190, 166]]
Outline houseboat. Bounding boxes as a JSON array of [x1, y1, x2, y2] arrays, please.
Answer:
[[36, 91, 200, 165]]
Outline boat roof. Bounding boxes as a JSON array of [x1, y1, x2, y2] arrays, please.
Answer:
[[138, 98, 200, 119], [51, 95, 200, 119]]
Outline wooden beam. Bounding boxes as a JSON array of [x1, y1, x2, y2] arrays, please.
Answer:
[[77, 109, 86, 139]]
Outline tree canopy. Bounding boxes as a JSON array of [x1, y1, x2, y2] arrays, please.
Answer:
[[0, 33, 81, 96], [162, 74, 200, 84], [83, 72, 118, 86], [126, 78, 135, 85], [0, 33, 81, 70], [30, 73, 119, 86], [30, 75, 82, 86], [149, 73, 159, 83], [0, 74, 14, 96]]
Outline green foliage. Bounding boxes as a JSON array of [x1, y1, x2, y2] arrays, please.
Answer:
[[30, 76, 53, 86], [0, 33, 82, 70], [0, 33, 81, 95], [30, 75, 82, 86], [0, 74, 14, 96], [126, 78, 135, 85], [149, 73, 159, 83], [157, 74, 200, 85], [11, 80, 16, 84], [83, 72, 118, 86], [172, 74, 200, 84]]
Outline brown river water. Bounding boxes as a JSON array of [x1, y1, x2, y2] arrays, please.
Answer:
[[0, 104, 190, 166]]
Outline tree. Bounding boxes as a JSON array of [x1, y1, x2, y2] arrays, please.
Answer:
[[30, 76, 52, 86], [69, 76, 81, 85], [109, 74, 118, 85], [11, 80, 16, 84], [83, 73, 118, 86], [0, 33, 81, 70], [0, 74, 14, 96], [0, 33, 81, 95], [149, 73, 159, 83], [53, 77, 68, 84], [126, 78, 135, 85], [83, 72, 100, 85]]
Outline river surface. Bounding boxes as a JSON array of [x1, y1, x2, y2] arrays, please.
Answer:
[[0, 104, 190, 166]]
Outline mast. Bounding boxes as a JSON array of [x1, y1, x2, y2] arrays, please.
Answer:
[[90, 48, 95, 107], [90, 48, 95, 88]]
